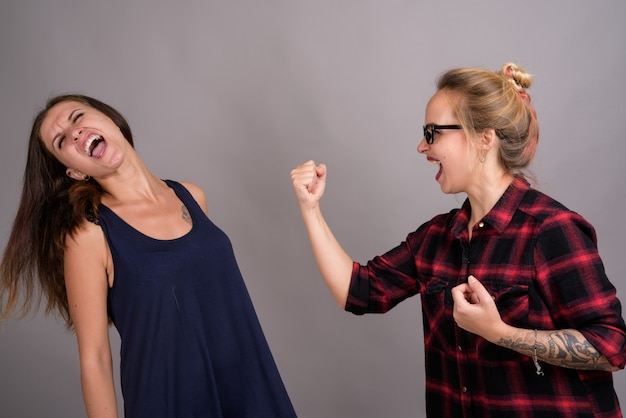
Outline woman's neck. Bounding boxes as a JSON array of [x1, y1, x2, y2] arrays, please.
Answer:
[[466, 172, 515, 227], [97, 154, 164, 206]]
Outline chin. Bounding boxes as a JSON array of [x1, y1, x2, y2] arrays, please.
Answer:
[[439, 183, 462, 195], [437, 181, 452, 194]]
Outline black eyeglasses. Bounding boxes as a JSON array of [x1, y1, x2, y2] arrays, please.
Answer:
[[423, 124, 462, 144]]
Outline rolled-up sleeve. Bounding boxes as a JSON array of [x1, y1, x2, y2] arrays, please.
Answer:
[[535, 210, 626, 368], [345, 239, 420, 315]]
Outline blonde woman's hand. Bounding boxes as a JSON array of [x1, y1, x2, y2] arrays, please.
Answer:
[[452, 275, 508, 343], [290, 160, 327, 209]]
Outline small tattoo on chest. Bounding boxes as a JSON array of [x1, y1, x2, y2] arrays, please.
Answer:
[[182, 205, 192, 225]]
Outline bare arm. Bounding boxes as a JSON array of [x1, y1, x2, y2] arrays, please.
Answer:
[[65, 222, 119, 417], [290, 161, 353, 308], [452, 276, 618, 372]]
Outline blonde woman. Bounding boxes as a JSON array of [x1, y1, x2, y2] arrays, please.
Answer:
[[291, 63, 626, 417]]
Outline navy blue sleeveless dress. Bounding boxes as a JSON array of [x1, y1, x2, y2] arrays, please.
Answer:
[[98, 180, 296, 418]]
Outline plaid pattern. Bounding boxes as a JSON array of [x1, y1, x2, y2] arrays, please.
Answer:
[[346, 178, 626, 417]]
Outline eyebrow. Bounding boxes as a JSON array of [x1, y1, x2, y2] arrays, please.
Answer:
[[51, 108, 81, 147]]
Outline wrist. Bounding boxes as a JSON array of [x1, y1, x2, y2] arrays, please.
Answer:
[[299, 202, 322, 218], [488, 321, 515, 345]]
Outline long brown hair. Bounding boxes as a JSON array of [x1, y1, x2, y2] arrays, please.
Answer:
[[0, 94, 133, 329]]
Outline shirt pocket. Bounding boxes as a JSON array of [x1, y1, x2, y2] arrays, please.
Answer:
[[477, 281, 531, 361], [421, 278, 457, 352]]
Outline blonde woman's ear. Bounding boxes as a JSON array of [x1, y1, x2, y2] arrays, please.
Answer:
[[479, 128, 498, 150]]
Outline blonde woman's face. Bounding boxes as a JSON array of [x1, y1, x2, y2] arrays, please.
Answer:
[[419, 90, 476, 195]]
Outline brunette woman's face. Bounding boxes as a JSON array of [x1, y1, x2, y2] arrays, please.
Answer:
[[39, 100, 128, 180]]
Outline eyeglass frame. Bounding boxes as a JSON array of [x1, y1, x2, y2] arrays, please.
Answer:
[[422, 124, 462, 144]]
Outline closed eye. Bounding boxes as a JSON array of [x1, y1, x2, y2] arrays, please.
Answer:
[[52, 109, 84, 149]]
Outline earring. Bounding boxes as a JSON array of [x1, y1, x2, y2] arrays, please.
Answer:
[[83, 175, 91, 182], [479, 156, 485, 163]]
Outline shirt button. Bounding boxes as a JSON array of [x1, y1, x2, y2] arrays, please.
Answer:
[[478, 222, 484, 228]]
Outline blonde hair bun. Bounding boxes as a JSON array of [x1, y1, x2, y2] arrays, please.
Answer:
[[500, 62, 533, 91]]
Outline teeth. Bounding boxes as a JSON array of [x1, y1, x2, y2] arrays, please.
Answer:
[[84, 135, 103, 156], [430, 160, 441, 166]]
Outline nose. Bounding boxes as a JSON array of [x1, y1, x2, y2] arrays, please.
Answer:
[[72, 128, 83, 141], [417, 136, 429, 153]]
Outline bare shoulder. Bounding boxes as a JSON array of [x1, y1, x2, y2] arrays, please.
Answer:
[[64, 220, 110, 281], [180, 181, 208, 214], [66, 220, 106, 252]]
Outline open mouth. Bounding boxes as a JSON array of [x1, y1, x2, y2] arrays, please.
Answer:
[[429, 159, 443, 180], [84, 135, 105, 157]]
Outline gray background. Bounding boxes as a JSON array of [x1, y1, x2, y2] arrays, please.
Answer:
[[1, 1, 625, 417]]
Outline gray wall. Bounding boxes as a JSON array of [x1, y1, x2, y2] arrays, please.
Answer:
[[1, 1, 624, 417]]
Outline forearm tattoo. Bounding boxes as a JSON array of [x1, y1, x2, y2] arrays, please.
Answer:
[[182, 205, 192, 226], [498, 329, 612, 371]]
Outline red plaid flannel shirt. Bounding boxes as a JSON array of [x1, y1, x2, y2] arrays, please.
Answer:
[[346, 178, 626, 417]]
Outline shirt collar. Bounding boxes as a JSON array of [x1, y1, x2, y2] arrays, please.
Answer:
[[449, 177, 530, 237]]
